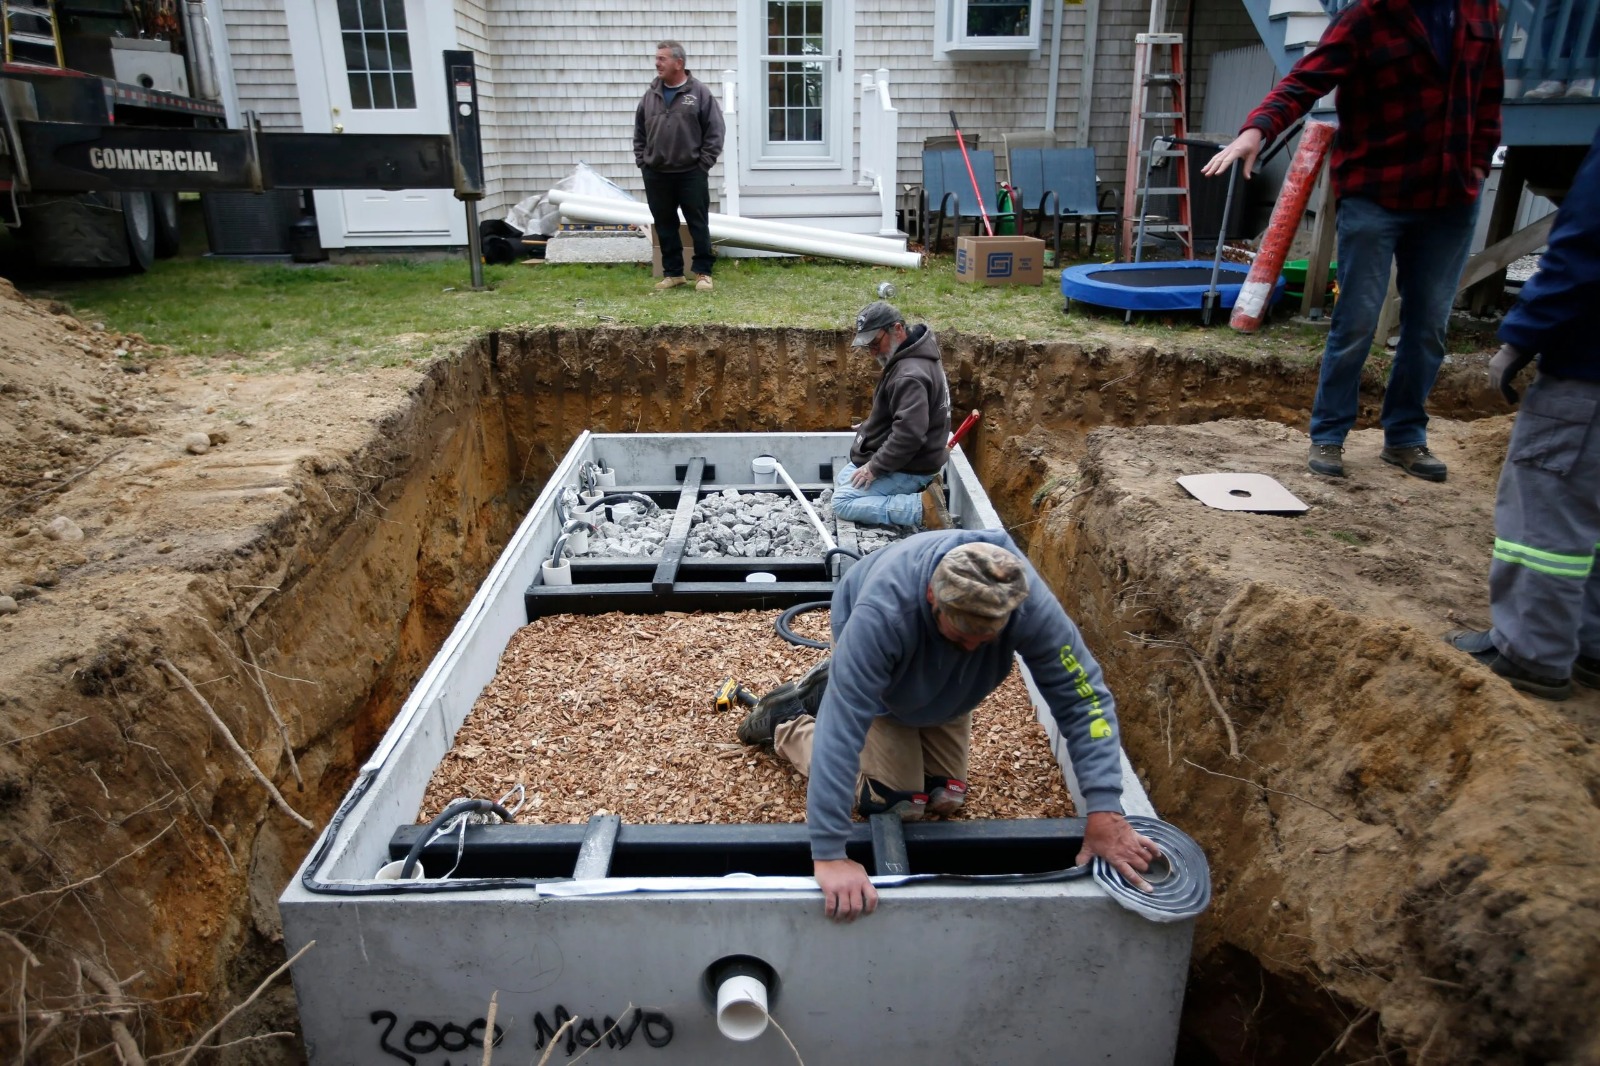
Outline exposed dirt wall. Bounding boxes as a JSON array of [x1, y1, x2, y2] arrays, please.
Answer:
[[1, 346, 527, 1056], [1, 319, 1525, 1061], [1024, 422, 1600, 1065]]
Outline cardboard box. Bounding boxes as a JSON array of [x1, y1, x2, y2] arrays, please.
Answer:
[[650, 224, 697, 277], [955, 235, 1046, 286]]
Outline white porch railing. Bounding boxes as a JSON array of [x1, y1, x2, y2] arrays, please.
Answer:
[[859, 68, 900, 238], [720, 70, 740, 218]]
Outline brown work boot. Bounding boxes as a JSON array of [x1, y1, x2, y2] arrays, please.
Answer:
[[920, 478, 949, 530], [654, 275, 687, 290], [695, 274, 714, 292]]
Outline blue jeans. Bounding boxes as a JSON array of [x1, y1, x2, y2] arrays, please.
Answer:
[[832, 463, 935, 528], [1309, 196, 1480, 450]]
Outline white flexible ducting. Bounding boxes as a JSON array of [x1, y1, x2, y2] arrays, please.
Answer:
[[548, 191, 922, 269], [769, 460, 836, 553]]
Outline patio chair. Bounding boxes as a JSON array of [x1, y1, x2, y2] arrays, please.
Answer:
[[1006, 146, 1121, 260], [920, 148, 1003, 253], [904, 135, 982, 242]]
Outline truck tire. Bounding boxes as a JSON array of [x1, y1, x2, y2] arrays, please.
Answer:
[[18, 193, 130, 269], [153, 192, 182, 258], [121, 191, 155, 272]]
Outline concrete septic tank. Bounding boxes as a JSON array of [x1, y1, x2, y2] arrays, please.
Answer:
[[280, 432, 1201, 1065]]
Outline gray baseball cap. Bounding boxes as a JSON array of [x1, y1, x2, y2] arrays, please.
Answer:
[[851, 301, 904, 347]]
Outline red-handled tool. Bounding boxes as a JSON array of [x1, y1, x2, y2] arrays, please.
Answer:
[[948, 111, 993, 237], [949, 409, 982, 448]]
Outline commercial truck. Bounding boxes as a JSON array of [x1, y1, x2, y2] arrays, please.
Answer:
[[0, 2, 482, 270]]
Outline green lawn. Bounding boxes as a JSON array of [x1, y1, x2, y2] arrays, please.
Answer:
[[17, 249, 1423, 373]]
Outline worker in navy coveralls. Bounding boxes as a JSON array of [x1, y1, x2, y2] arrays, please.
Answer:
[[1446, 125, 1600, 702]]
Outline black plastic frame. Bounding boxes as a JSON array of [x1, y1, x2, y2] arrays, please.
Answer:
[[389, 817, 1090, 881], [524, 456, 860, 620]]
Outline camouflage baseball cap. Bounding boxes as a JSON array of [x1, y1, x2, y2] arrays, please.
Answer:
[[851, 300, 904, 347], [930, 543, 1030, 631]]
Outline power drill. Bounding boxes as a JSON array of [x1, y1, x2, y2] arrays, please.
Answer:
[[714, 678, 758, 713]]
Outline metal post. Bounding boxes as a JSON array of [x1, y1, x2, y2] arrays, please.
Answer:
[[465, 199, 485, 291]]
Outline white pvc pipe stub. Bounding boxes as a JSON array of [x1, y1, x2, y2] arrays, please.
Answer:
[[716, 974, 769, 1041], [373, 860, 427, 881], [704, 956, 778, 1043], [541, 560, 573, 587]]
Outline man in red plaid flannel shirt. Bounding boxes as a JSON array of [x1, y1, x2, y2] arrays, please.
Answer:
[[1204, 0, 1503, 482]]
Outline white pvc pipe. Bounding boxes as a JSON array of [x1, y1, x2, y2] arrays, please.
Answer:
[[770, 460, 836, 554], [551, 189, 905, 252], [1045, 0, 1064, 133], [549, 192, 922, 269], [715, 973, 770, 1041], [541, 560, 572, 587]]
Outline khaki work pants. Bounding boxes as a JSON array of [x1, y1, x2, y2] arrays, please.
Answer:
[[774, 713, 971, 807]]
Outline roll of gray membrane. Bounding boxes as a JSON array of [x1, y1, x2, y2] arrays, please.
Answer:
[[890, 815, 1211, 924], [1089, 815, 1211, 923]]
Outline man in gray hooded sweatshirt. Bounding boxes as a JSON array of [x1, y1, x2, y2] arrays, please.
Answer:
[[738, 531, 1161, 921], [832, 301, 952, 530]]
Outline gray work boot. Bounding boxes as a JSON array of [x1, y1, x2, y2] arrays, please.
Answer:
[[1381, 445, 1447, 482], [1574, 655, 1600, 690], [1308, 443, 1345, 478], [737, 659, 830, 747], [1446, 629, 1572, 701]]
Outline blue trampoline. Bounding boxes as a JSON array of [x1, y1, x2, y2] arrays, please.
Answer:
[[1061, 260, 1287, 319]]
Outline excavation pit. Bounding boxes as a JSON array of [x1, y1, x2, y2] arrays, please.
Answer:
[[2, 315, 1596, 1065], [281, 430, 1192, 1065]]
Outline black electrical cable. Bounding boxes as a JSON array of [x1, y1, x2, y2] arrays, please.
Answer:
[[600, 492, 659, 513], [823, 546, 861, 565], [775, 601, 831, 649], [399, 798, 513, 880]]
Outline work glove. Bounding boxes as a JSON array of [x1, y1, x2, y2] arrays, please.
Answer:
[[1489, 343, 1534, 405]]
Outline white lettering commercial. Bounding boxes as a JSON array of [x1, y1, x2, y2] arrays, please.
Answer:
[[86, 148, 220, 173]]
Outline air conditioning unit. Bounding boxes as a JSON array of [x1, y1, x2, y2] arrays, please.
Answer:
[[201, 190, 303, 256]]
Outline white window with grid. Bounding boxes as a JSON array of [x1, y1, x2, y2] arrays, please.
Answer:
[[337, 0, 416, 110]]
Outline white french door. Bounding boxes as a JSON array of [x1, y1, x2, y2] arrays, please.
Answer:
[[742, 0, 853, 179], [312, 0, 456, 239]]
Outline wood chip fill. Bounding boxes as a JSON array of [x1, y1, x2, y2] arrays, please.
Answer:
[[420, 609, 1075, 825]]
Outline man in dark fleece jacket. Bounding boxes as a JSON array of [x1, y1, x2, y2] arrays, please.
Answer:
[[634, 40, 724, 292], [1446, 126, 1600, 702], [738, 530, 1161, 921], [831, 301, 952, 530]]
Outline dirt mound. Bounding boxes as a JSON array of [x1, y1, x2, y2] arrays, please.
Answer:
[[0, 283, 512, 1059], [1031, 417, 1600, 1064]]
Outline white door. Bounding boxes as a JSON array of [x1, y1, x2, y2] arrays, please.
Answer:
[[313, 0, 455, 238], [742, 0, 853, 181]]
